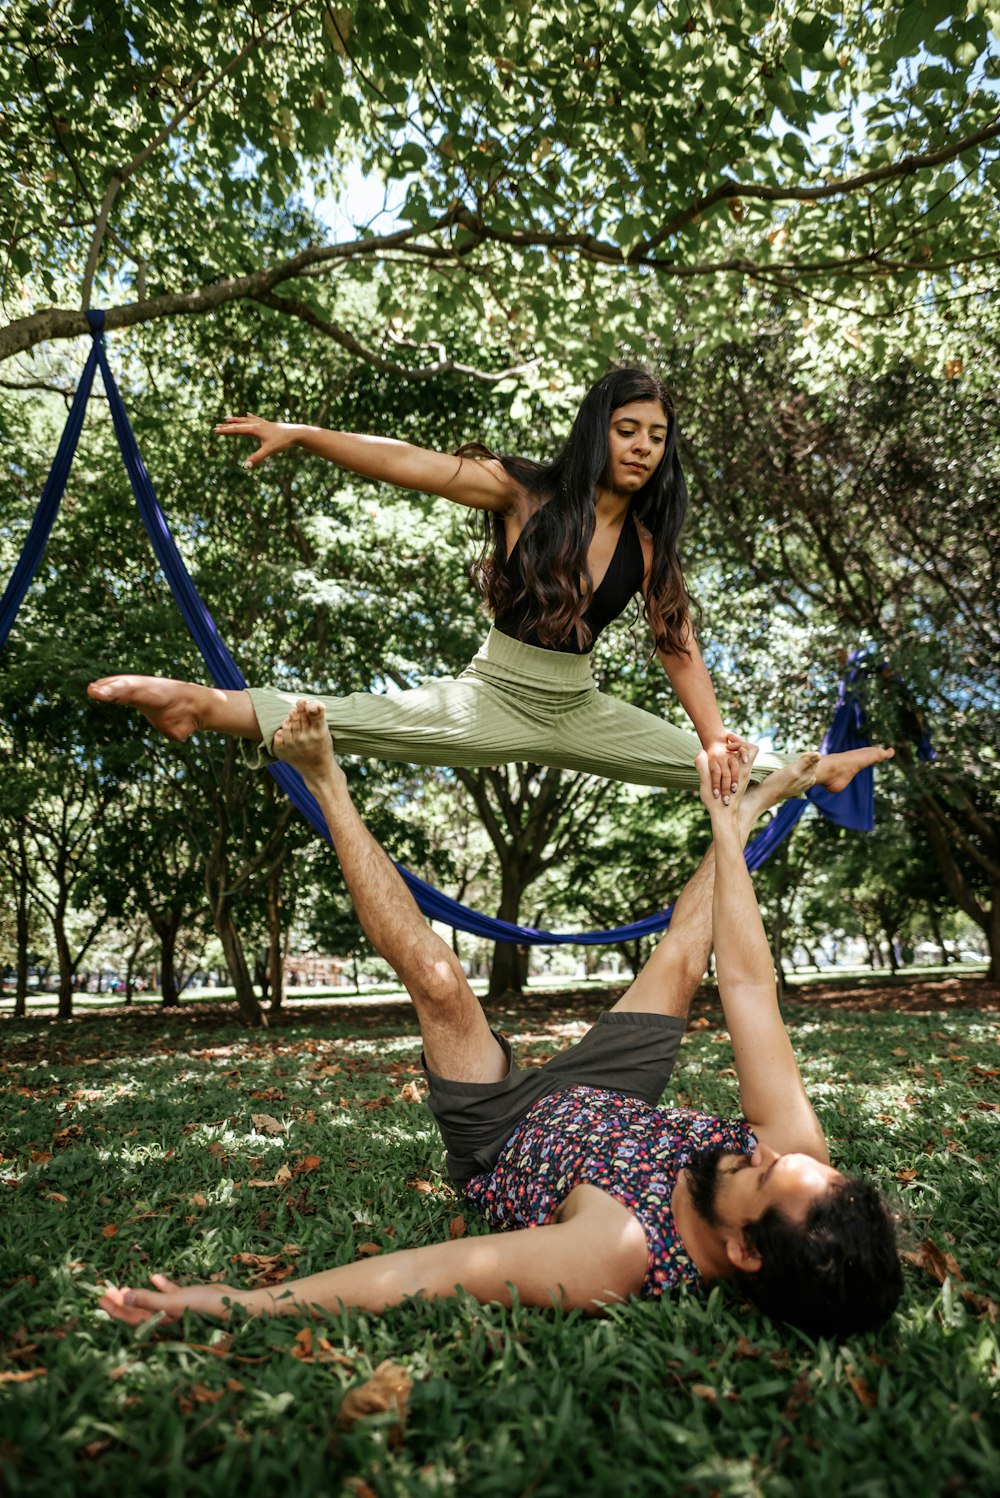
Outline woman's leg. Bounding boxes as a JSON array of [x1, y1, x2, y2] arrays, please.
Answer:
[[242, 672, 541, 771], [541, 687, 892, 793], [87, 675, 261, 739]]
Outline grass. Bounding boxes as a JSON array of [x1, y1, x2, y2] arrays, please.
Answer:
[[0, 990, 997, 1498]]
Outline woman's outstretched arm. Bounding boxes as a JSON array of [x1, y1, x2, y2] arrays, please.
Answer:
[[99, 1194, 647, 1327], [655, 632, 754, 803], [215, 415, 521, 513]]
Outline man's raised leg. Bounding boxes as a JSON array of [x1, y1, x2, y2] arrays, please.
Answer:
[[612, 751, 820, 1019], [273, 700, 506, 1085]]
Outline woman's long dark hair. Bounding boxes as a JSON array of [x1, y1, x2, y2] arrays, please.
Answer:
[[468, 367, 693, 654]]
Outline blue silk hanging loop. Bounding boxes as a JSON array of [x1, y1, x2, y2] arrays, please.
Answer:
[[0, 316, 898, 943]]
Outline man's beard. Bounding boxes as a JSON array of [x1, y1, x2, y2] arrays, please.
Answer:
[[684, 1146, 731, 1227]]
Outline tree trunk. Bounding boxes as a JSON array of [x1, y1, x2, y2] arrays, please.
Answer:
[[13, 820, 30, 1019], [489, 940, 523, 1000], [267, 862, 284, 1018], [884, 927, 901, 973], [53, 883, 74, 1019], [927, 905, 951, 965], [988, 883, 1000, 983], [214, 894, 264, 1026], [149, 906, 183, 1006], [898, 749, 998, 983], [487, 870, 531, 999], [203, 843, 263, 1027]]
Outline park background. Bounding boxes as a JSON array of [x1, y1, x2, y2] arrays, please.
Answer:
[[0, 2, 997, 1494]]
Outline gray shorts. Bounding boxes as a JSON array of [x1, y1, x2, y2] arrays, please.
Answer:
[[423, 1010, 686, 1187]]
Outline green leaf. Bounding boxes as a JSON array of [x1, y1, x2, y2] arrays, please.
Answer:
[[790, 10, 832, 53]]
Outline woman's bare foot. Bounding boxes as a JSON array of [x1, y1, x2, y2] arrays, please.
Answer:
[[738, 753, 820, 838], [814, 744, 894, 793], [272, 700, 343, 793], [87, 676, 258, 740]]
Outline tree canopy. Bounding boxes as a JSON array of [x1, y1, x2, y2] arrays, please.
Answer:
[[3, 0, 998, 375]]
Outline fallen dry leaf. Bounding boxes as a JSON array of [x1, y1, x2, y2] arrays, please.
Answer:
[[344, 1481, 378, 1498], [0, 1368, 46, 1384], [176, 1381, 226, 1414], [356, 1241, 382, 1257], [293, 1155, 321, 1175], [960, 1288, 999, 1323], [691, 1384, 717, 1402], [101, 1224, 118, 1239], [448, 1215, 466, 1239], [845, 1368, 878, 1408], [79, 1439, 112, 1459], [895, 1169, 919, 1183], [290, 1327, 354, 1367], [901, 1238, 963, 1284], [398, 1081, 423, 1104], [251, 1113, 285, 1136], [230, 1245, 301, 1286], [244, 1163, 294, 1189], [338, 1360, 412, 1436]]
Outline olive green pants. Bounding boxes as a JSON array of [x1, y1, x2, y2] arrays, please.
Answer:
[[243, 627, 794, 790]]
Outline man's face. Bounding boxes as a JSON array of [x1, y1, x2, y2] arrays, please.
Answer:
[[686, 1142, 844, 1235]]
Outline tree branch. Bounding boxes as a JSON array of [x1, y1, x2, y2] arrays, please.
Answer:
[[254, 290, 534, 381], [638, 112, 1000, 256], [80, 0, 317, 310]]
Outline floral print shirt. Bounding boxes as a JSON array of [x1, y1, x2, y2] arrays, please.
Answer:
[[463, 1085, 757, 1299]]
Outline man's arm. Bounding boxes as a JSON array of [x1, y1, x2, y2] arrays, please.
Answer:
[[699, 754, 830, 1161], [99, 1191, 648, 1326]]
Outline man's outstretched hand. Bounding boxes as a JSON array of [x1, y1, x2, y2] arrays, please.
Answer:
[[99, 1274, 236, 1327]]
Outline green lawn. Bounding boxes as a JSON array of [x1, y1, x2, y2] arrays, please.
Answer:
[[1, 992, 997, 1497]]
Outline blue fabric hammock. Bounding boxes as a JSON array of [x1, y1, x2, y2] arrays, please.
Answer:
[[1, 313, 887, 944]]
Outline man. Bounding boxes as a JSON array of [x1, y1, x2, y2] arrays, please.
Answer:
[[100, 703, 902, 1339]]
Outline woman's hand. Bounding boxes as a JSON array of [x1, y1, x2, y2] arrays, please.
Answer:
[[701, 731, 755, 805], [214, 414, 300, 469], [99, 1274, 238, 1326]]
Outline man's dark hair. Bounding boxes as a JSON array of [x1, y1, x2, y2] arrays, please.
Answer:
[[734, 1177, 903, 1339]]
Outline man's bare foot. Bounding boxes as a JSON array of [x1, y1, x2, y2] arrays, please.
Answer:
[[272, 700, 342, 792], [696, 746, 757, 818], [814, 744, 895, 793], [738, 753, 820, 837], [87, 676, 258, 740]]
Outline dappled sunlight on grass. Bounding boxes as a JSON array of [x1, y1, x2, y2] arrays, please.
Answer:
[[0, 998, 997, 1495]]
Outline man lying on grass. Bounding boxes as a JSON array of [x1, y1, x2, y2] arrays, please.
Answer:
[[101, 703, 902, 1340]]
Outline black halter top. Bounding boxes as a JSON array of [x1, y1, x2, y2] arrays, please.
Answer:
[[493, 507, 644, 655]]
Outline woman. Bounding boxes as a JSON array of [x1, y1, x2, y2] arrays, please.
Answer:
[[89, 368, 888, 799]]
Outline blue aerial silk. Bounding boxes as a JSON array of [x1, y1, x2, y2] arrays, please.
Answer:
[[0, 313, 900, 944]]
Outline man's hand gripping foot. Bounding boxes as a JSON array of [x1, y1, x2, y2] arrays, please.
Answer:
[[271, 699, 343, 797]]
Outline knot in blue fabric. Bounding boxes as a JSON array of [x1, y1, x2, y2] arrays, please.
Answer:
[[85, 309, 106, 335]]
